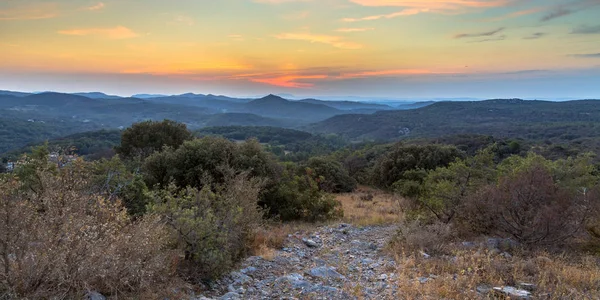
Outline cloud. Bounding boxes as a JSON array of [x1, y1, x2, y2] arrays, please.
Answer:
[[348, 0, 511, 9], [172, 15, 195, 26], [253, 0, 313, 3], [540, 7, 572, 21], [338, 69, 440, 79], [342, 8, 429, 22], [454, 27, 504, 39], [0, 3, 59, 20], [84, 2, 105, 11], [274, 32, 363, 49], [281, 11, 310, 20], [541, 0, 600, 22], [228, 34, 245, 41], [483, 7, 542, 22], [571, 25, 600, 34], [58, 26, 139, 39], [468, 35, 506, 42], [523, 32, 547, 40], [335, 27, 374, 32], [570, 53, 600, 58], [250, 75, 327, 88]]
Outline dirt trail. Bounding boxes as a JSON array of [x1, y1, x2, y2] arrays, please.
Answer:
[[198, 223, 399, 299]]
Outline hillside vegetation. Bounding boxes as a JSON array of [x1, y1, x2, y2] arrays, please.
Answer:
[[2, 119, 600, 299], [309, 99, 600, 142]]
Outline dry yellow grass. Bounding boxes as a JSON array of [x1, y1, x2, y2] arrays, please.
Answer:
[[336, 186, 403, 226], [388, 248, 600, 299]]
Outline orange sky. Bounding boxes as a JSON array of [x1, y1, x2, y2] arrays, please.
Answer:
[[1, 0, 599, 98]]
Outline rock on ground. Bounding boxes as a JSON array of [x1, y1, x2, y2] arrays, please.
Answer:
[[198, 223, 398, 299]]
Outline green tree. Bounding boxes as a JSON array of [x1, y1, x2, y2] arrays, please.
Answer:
[[418, 148, 496, 223], [115, 120, 193, 160], [261, 164, 343, 221], [306, 157, 357, 193], [371, 143, 464, 189]]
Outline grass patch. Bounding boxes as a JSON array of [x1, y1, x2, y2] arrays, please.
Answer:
[[336, 186, 402, 226]]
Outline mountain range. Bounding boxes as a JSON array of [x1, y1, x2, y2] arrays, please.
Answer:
[[2, 89, 599, 155]]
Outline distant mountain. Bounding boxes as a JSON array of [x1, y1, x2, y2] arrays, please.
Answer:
[[202, 113, 298, 128], [308, 99, 600, 141], [297, 99, 393, 111], [394, 101, 436, 110], [132, 94, 170, 99], [72, 92, 122, 99], [244, 94, 342, 122], [0, 90, 32, 97]]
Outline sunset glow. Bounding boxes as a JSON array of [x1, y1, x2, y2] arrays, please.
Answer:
[[1, 0, 599, 98]]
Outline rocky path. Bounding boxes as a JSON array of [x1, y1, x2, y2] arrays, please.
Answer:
[[197, 223, 399, 300]]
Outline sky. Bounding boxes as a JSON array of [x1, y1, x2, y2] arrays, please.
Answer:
[[0, 0, 599, 99]]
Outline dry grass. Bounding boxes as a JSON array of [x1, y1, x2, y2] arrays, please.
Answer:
[[249, 224, 293, 260], [389, 247, 600, 299], [336, 186, 402, 226]]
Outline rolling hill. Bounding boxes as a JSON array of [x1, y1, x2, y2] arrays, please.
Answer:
[[308, 99, 600, 142]]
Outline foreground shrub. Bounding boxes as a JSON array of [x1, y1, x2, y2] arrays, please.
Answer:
[[371, 143, 464, 189], [0, 162, 172, 298], [306, 157, 357, 193], [391, 220, 455, 255], [261, 166, 343, 222], [150, 173, 264, 281]]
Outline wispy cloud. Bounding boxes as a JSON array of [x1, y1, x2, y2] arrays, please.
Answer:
[[523, 32, 547, 40], [483, 7, 543, 22], [84, 2, 105, 11], [343, 0, 512, 20], [228, 34, 245, 41], [541, 0, 600, 22], [468, 35, 506, 42], [0, 3, 59, 20], [342, 8, 428, 22], [250, 75, 327, 88], [58, 26, 139, 39], [274, 32, 363, 49], [570, 53, 600, 58], [454, 27, 504, 39], [281, 11, 310, 20], [172, 15, 195, 26], [338, 69, 441, 79], [571, 24, 600, 34], [335, 27, 374, 32]]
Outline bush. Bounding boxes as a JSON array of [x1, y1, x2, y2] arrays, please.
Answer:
[[143, 137, 278, 191], [0, 161, 172, 298], [90, 155, 152, 216], [391, 220, 455, 255], [261, 166, 343, 222], [150, 173, 264, 281], [115, 119, 193, 160], [371, 143, 464, 189], [306, 157, 357, 193], [465, 160, 593, 246]]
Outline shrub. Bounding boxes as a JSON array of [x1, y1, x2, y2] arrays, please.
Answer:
[[115, 119, 193, 160], [150, 173, 264, 281], [306, 157, 357, 193], [417, 149, 496, 223], [143, 137, 278, 191], [468, 161, 592, 246], [90, 155, 152, 216], [371, 143, 464, 189], [261, 166, 343, 222], [391, 220, 455, 255], [0, 161, 172, 298]]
